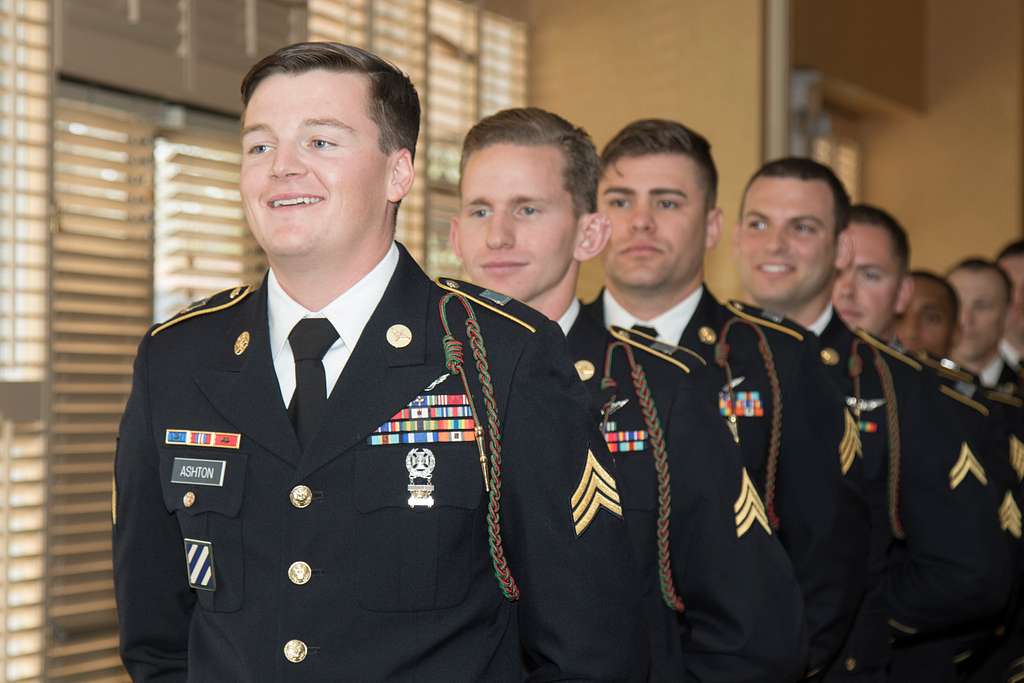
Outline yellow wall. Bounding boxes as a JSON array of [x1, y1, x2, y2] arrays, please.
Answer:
[[860, 0, 1022, 272], [792, 0, 926, 112], [510, 0, 765, 302], [795, 0, 1023, 273]]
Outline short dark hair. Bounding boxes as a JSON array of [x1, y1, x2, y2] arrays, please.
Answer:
[[460, 107, 600, 215], [848, 204, 910, 272], [997, 240, 1024, 262], [599, 119, 718, 208], [742, 157, 851, 233], [910, 269, 959, 320], [241, 42, 421, 160], [948, 258, 1013, 303]]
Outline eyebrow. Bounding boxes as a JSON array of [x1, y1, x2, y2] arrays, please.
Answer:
[[465, 195, 549, 207], [602, 186, 687, 198], [241, 118, 356, 138]]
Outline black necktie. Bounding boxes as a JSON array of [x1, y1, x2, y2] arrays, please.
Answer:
[[631, 323, 660, 339], [288, 318, 339, 450]]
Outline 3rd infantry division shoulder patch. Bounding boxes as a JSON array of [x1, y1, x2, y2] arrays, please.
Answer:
[[734, 468, 771, 538], [949, 442, 988, 490], [570, 450, 623, 536]]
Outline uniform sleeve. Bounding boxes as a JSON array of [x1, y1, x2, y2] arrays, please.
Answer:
[[113, 335, 194, 681], [668, 381, 808, 682], [886, 370, 1013, 635], [776, 341, 870, 673], [500, 322, 649, 682]]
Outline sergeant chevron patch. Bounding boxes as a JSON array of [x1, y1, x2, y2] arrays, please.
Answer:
[[949, 442, 988, 490], [734, 468, 771, 538], [1000, 492, 1022, 539], [570, 450, 623, 536], [839, 410, 862, 476], [184, 538, 216, 591], [1011, 435, 1024, 482]]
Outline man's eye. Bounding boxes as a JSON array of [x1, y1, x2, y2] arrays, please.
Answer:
[[607, 198, 628, 209], [794, 223, 817, 234], [656, 199, 678, 209], [519, 206, 538, 217], [747, 219, 767, 231], [468, 208, 490, 219], [247, 143, 270, 155], [311, 139, 334, 150]]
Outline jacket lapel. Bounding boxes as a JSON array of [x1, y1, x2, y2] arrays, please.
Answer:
[[295, 246, 442, 480], [194, 279, 304, 468], [679, 286, 723, 356]]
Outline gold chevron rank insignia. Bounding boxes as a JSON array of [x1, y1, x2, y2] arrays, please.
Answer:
[[839, 410, 862, 476], [734, 468, 772, 538], [949, 442, 988, 490], [1011, 435, 1024, 482], [570, 450, 623, 536], [1000, 492, 1022, 538]]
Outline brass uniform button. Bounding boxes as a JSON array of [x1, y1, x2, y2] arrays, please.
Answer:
[[283, 639, 308, 663], [698, 326, 717, 345], [845, 657, 857, 672], [288, 561, 312, 585], [574, 360, 595, 381], [290, 485, 312, 509], [182, 491, 196, 508], [821, 347, 840, 366]]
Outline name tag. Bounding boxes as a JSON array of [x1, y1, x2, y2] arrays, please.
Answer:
[[171, 458, 227, 487]]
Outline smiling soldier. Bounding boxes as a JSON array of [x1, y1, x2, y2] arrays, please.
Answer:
[[112, 42, 646, 682]]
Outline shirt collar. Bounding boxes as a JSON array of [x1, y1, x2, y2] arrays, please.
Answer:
[[808, 303, 834, 337], [980, 354, 1005, 388], [267, 242, 400, 360], [602, 286, 704, 343], [555, 298, 581, 337], [1001, 338, 1022, 367]]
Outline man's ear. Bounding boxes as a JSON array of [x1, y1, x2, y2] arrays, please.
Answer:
[[834, 230, 854, 271], [386, 148, 415, 203], [448, 216, 463, 261], [894, 274, 914, 316], [704, 206, 723, 250], [574, 212, 611, 262]]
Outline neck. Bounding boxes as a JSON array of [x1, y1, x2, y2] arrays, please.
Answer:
[[526, 262, 580, 322], [270, 237, 392, 311], [767, 289, 833, 329], [606, 277, 701, 322], [955, 347, 1000, 376]]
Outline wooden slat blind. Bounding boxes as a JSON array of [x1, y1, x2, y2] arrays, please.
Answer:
[[154, 131, 265, 322], [49, 99, 154, 683]]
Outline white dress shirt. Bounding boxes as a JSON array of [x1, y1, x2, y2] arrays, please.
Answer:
[[1000, 338, 1022, 368], [602, 286, 704, 343], [556, 298, 581, 337], [808, 304, 834, 337], [268, 242, 400, 406], [979, 354, 1006, 388]]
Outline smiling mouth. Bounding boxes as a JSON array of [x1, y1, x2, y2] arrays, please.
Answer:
[[268, 196, 323, 208], [757, 264, 794, 274]]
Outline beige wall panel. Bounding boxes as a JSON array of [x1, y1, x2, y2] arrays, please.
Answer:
[[520, 0, 765, 303], [792, 0, 926, 112], [860, 0, 1022, 273]]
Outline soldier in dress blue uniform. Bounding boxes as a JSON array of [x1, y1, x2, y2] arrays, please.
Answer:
[[582, 119, 870, 679], [735, 159, 1012, 682], [448, 107, 807, 681], [112, 43, 648, 682]]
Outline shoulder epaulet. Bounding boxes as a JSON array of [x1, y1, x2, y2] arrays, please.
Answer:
[[939, 384, 990, 416], [985, 389, 1024, 408], [151, 284, 254, 336], [916, 352, 975, 383], [853, 329, 922, 370], [724, 300, 804, 341], [607, 325, 696, 374], [435, 278, 539, 333]]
